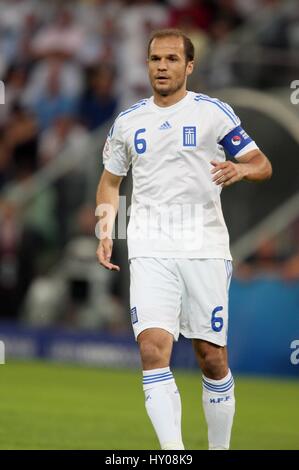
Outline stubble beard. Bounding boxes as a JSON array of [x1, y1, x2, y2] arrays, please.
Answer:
[[152, 77, 186, 97]]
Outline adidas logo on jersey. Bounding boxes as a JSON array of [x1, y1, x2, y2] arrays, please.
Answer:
[[159, 121, 172, 130]]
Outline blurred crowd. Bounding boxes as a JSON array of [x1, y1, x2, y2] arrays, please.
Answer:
[[236, 219, 299, 282], [0, 0, 298, 327], [0, 0, 298, 187]]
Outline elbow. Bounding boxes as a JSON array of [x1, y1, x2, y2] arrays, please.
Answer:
[[259, 152, 272, 181], [264, 159, 273, 180]]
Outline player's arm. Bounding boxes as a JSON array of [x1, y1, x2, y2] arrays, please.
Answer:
[[211, 149, 272, 187], [96, 169, 123, 271]]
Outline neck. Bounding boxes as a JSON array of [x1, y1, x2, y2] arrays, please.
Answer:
[[153, 88, 188, 107]]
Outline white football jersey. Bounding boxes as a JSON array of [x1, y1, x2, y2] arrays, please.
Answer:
[[103, 91, 258, 260]]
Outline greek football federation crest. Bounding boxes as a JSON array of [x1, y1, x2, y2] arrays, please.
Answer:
[[183, 126, 196, 147]]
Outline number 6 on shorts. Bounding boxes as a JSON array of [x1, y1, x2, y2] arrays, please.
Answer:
[[211, 306, 224, 332]]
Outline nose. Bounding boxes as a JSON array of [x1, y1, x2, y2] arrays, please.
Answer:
[[157, 58, 167, 71]]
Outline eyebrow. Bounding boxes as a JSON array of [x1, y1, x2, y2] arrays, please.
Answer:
[[150, 54, 180, 59]]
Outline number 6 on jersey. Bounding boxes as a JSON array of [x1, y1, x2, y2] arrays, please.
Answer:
[[134, 128, 147, 154]]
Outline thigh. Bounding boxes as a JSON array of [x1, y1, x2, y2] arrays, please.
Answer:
[[130, 258, 182, 341], [178, 259, 232, 346]]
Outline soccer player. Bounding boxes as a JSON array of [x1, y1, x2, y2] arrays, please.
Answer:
[[96, 29, 272, 450]]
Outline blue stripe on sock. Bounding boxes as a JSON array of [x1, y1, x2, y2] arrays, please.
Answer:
[[203, 374, 233, 386], [203, 383, 234, 393], [203, 377, 234, 393], [143, 373, 173, 383], [203, 376, 234, 389], [143, 371, 171, 380], [203, 376, 234, 388], [203, 378, 234, 390], [143, 376, 174, 385]]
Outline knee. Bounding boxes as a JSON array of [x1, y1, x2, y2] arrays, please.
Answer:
[[194, 344, 228, 379], [139, 341, 166, 369], [201, 352, 227, 379]]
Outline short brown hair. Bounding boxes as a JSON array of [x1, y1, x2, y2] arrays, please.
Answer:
[[147, 29, 195, 63]]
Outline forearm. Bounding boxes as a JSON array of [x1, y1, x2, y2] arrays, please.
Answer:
[[211, 150, 272, 187], [238, 152, 272, 182], [96, 175, 120, 239]]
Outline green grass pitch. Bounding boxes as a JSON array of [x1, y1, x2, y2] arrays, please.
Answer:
[[0, 361, 298, 450]]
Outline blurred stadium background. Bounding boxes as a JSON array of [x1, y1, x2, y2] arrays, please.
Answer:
[[0, 0, 298, 450]]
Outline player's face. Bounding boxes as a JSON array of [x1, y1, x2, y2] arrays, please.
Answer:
[[148, 36, 194, 97]]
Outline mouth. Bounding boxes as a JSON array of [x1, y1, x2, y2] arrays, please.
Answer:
[[155, 76, 169, 83]]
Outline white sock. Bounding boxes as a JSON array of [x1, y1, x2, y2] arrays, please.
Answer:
[[202, 369, 235, 450], [143, 367, 184, 450]]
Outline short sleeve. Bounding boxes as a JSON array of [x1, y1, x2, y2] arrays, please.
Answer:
[[214, 100, 259, 158], [103, 118, 131, 176], [213, 100, 241, 143]]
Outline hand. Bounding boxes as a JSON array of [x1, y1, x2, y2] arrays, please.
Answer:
[[211, 160, 245, 187], [96, 238, 120, 271]]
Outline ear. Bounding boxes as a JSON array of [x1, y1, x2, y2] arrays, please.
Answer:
[[186, 60, 194, 76]]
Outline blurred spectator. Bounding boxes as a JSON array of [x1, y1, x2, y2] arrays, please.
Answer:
[[37, 114, 90, 247], [0, 128, 10, 189], [282, 253, 299, 281], [0, 65, 29, 125], [169, 0, 213, 32], [4, 104, 38, 181], [199, 16, 239, 89], [234, 0, 262, 18], [78, 65, 118, 131], [39, 115, 88, 165], [28, 61, 78, 131], [212, 0, 244, 29], [23, 58, 83, 108], [31, 8, 85, 59], [117, 0, 168, 107], [75, 0, 121, 66], [237, 236, 286, 279]]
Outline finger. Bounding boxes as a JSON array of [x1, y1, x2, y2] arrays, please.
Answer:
[[210, 161, 221, 172], [96, 251, 107, 267], [211, 163, 231, 173], [96, 246, 110, 265], [215, 177, 228, 185], [212, 168, 230, 182], [103, 260, 120, 271], [222, 175, 238, 187], [103, 245, 112, 261], [97, 248, 120, 271], [214, 174, 232, 185], [98, 256, 120, 271], [213, 170, 232, 183], [108, 263, 120, 272]]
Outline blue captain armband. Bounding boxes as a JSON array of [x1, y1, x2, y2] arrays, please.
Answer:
[[219, 125, 253, 157]]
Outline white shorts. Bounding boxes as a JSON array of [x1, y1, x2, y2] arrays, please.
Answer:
[[129, 258, 232, 346]]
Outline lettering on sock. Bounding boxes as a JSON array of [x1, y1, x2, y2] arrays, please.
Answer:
[[210, 396, 231, 404]]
